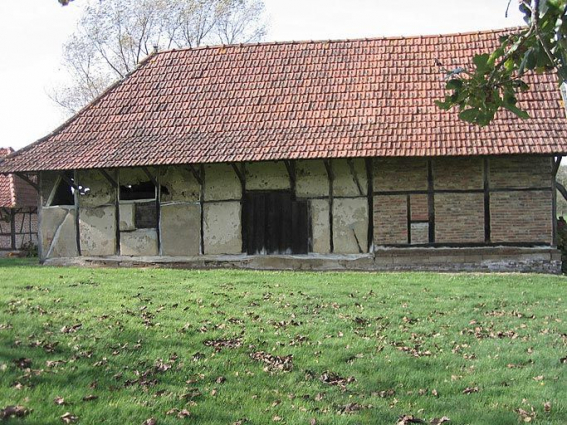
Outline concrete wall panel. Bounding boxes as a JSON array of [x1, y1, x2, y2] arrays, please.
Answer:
[[310, 199, 330, 253], [333, 159, 367, 197], [204, 201, 242, 254], [161, 204, 200, 256], [204, 164, 241, 201], [246, 161, 290, 191], [120, 229, 159, 256], [333, 198, 368, 254], [78, 169, 114, 207], [296, 160, 329, 198], [160, 166, 200, 202], [79, 206, 116, 256], [119, 204, 136, 231], [41, 207, 78, 258]]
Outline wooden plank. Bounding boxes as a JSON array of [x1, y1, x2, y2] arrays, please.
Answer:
[[553, 155, 563, 176], [291, 200, 309, 254], [10, 210, 16, 250], [231, 163, 245, 185], [406, 195, 411, 245], [280, 192, 292, 254], [245, 192, 255, 255], [253, 193, 266, 255], [265, 192, 277, 254]]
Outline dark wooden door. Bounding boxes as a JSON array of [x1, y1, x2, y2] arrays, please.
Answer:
[[245, 191, 308, 255]]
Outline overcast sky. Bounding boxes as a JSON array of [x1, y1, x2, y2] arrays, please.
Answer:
[[0, 0, 525, 150]]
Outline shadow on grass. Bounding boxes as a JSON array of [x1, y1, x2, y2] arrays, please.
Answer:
[[0, 258, 39, 268]]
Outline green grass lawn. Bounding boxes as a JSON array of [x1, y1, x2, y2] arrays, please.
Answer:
[[0, 259, 566, 425]]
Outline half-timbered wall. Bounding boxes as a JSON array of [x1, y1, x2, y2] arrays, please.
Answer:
[[373, 155, 554, 247], [37, 155, 555, 260]]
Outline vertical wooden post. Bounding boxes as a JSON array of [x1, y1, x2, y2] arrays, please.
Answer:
[[156, 168, 161, 256], [37, 172, 44, 261], [324, 160, 334, 253], [366, 158, 374, 254], [427, 160, 435, 244], [115, 170, 121, 255], [200, 164, 205, 255], [484, 157, 491, 244], [74, 170, 82, 256], [10, 209, 16, 250], [240, 163, 247, 254], [552, 156, 562, 246]]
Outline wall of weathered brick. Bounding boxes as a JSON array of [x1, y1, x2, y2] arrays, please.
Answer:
[[373, 155, 554, 247]]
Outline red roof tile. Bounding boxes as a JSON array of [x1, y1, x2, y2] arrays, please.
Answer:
[[1, 28, 567, 173], [0, 148, 37, 207]]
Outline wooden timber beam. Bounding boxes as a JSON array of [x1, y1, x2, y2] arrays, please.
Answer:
[[14, 173, 39, 192], [98, 169, 118, 188], [346, 158, 364, 196], [556, 182, 567, 202], [553, 156, 563, 176], [141, 167, 158, 188], [231, 163, 245, 185], [187, 164, 203, 186], [324, 160, 334, 253]]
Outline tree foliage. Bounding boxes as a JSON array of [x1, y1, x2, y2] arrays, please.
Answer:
[[52, 0, 267, 114], [437, 0, 567, 126]]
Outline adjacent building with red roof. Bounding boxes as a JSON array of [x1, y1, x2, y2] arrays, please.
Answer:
[[0, 148, 38, 251], [0, 28, 565, 270]]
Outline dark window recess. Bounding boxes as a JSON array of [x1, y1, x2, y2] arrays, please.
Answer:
[[244, 191, 309, 255], [120, 181, 155, 201], [135, 203, 157, 229], [51, 173, 74, 206]]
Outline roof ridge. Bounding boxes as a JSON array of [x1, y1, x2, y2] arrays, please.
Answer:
[[155, 25, 527, 55]]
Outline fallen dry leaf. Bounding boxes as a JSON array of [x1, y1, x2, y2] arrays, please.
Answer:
[[544, 402, 552, 413], [250, 351, 293, 372], [13, 358, 32, 369], [1, 405, 30, 420], [54, 397, 66, 406], [430, 417, 451, 424], [397, 415, 426, 424], [319, 371, 355, 389], [462, 387, 479, 394], [61, 412, 78, 423], [82, 395, 98, 402], [60, 324, 82, 334], [142, 418, 157, 425]]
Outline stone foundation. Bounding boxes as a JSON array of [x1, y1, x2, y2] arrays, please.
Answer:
[[43, 246, 561, 274]]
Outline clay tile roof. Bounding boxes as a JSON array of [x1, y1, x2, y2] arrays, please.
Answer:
[[1, 27, 567, 173], [0, 148, 38, 208]]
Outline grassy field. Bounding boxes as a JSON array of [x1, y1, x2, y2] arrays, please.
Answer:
[[0, 259, 566, 425]]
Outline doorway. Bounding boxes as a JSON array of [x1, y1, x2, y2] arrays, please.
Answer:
[[244, 191, 309, 255]]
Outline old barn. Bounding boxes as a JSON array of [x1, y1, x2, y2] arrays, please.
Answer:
[[1, 29, 567, 272]]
